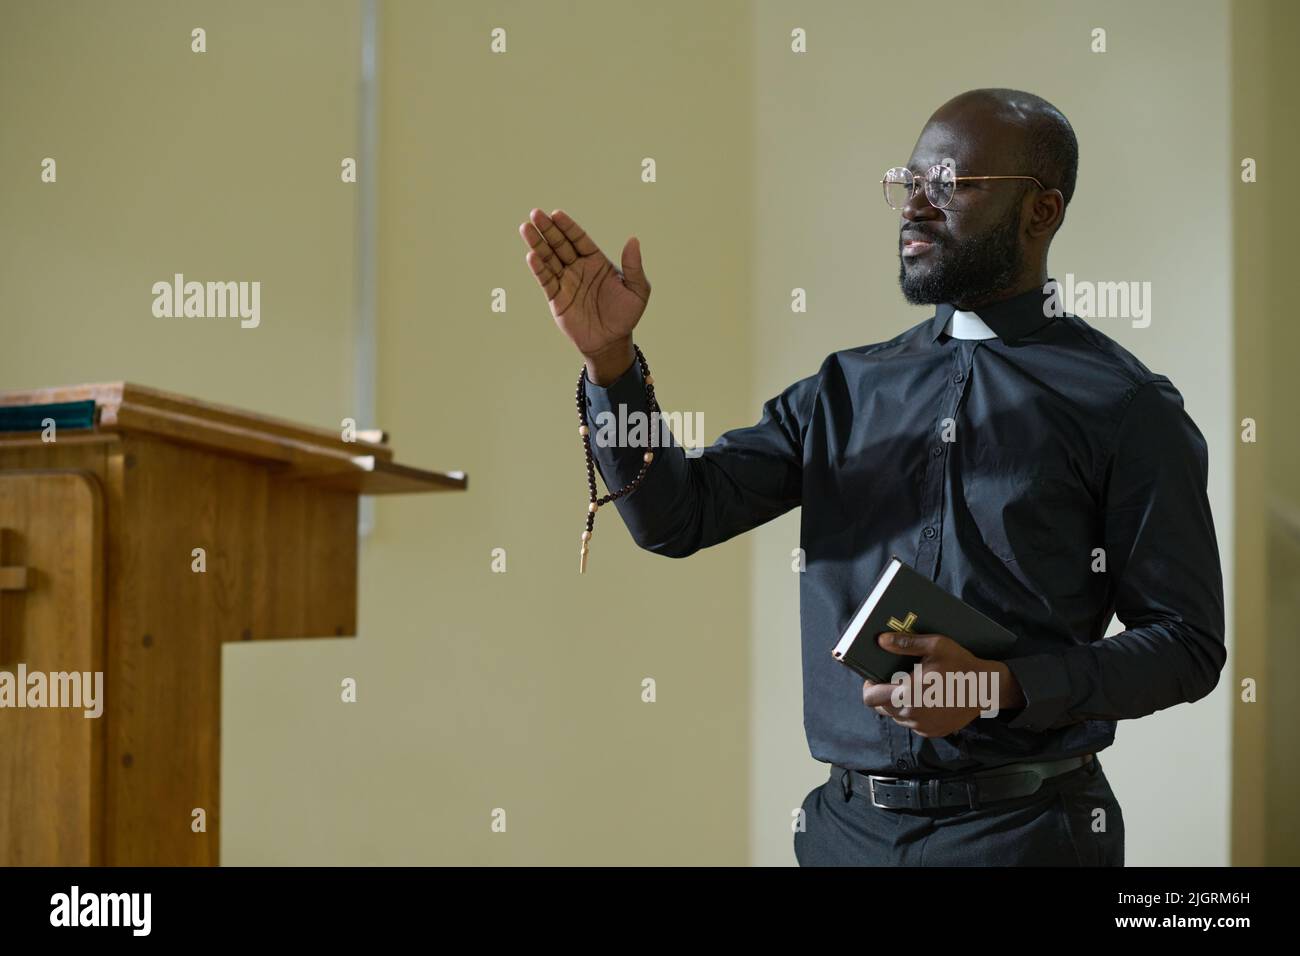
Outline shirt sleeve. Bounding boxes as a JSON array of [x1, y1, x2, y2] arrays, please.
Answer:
[[1004, 377, 1227, 731], [580, 353, 821, 558]]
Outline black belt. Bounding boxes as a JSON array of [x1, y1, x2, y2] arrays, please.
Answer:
[[834, 753, 1095, 811]]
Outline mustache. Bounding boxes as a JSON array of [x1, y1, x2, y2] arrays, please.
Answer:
[[900, 228, 944, 244]]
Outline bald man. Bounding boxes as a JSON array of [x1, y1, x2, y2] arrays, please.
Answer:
[[520, 88, 1225, 866]]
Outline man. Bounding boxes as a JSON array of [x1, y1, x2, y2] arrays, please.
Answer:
[[518, 88, 1225, 866]]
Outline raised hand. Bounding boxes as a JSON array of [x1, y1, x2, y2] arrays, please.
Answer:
[[519, 208, 650, 379]]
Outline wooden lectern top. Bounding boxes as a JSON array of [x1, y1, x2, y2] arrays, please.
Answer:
[[0, 381, 467, 494]]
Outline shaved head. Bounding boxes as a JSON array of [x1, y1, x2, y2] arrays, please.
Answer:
[[934, 88, 1078, 208], [896, 89, 1077, 309]]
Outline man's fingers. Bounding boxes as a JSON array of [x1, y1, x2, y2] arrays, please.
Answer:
[[863, 682, 905, 709], [550, 209, 601, 258], [872, 704, 914, 719], [528, 208, 578, 265], [519, 221, 562, 280], [877, 631, 945, 656], [524, 249, 560, 302]]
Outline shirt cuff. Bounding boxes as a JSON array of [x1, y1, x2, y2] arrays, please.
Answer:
[[1003, 653, 1072, 731], [583, 357, 643, 413], [582, 358, 659, 490]]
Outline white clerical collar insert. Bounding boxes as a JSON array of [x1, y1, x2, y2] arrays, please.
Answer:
[[944, 309, 998, 340]]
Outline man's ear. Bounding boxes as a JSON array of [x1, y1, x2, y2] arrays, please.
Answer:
[[1028, 188, 1066, 239]]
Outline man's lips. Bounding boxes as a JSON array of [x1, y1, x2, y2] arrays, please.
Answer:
[[901, 237, 937, 258]]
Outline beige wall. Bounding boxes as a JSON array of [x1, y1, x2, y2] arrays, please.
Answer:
[[0, 0, 360, 426], [1231, 0, 1300, 866], [1258, 0, 1300, 869], [227, 0, 757, 864]]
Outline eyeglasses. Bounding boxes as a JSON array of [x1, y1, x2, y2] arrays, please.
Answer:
[[881, 164, 1044, 210]]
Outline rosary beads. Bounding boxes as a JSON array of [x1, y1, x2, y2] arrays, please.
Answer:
[[574, 344, 660, 573]]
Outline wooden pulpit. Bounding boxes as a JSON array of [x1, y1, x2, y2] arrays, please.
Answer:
[[0, 383, 466, 865]]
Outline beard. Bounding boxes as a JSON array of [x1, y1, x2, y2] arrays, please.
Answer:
[[898, 202, 1024, 306]]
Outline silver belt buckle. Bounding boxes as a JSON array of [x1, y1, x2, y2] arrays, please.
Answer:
[[867, 775, 905, 808]]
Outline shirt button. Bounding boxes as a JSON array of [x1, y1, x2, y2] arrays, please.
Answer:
[[896, 757, 911, 770], [922, 526, 936, 539], [953, 371, 965, 383], [931, 445, 943, 457]]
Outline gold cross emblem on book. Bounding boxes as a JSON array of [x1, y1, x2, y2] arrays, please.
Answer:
[[886, 611, 918, 633]]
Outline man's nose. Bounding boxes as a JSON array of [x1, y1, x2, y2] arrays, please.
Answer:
[[901, 185, 941, 223]]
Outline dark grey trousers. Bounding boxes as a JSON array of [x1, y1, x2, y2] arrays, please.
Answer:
[[794, 755, 1124, 866]]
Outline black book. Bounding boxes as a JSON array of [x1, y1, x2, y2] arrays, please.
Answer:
[[831, 556, 1018, 682]]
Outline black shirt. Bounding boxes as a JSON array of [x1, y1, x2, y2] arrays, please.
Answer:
[[580, 282, 1226, 774]]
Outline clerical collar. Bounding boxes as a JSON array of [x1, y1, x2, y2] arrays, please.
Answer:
[[928, 280, 1060, 343], [943, 310, 997, 339]]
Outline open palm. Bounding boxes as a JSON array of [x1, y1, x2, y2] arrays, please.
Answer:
[[518, 208, 650, 357]]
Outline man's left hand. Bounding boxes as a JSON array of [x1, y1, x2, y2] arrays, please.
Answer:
[[860, 631, 1022, 738]]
